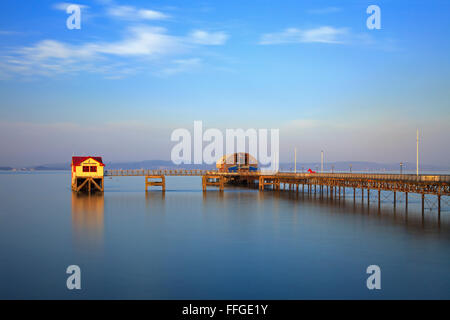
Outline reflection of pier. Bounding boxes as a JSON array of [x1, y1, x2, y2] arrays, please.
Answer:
[[71, 193, 104, 248]]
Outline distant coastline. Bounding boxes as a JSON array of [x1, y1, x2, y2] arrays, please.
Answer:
[[1, 160, 448, 173]]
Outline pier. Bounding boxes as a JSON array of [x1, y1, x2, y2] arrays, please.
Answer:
[[69, 156, 449, 216], [103, 169, 450, 215]]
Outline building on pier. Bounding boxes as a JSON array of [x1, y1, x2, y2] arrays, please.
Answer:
[[71, 156, 105, 192], [216, 153, 258, 172]]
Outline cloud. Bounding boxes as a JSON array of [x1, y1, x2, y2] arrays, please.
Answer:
[[307, 7, 341, 14], [95, 26, 182, 56], [0, 25, 229, 78], [188, 30, 229, 45], [14, 26, 181, 60], [259, 26, 348, 45], [107, 5, 168, 20], [0, 3, 228, 79], [53, 2, 89, 11]]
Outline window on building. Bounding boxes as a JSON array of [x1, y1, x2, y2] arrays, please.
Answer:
[[82, 166, 89, 172], [90, 166, 97, 172]]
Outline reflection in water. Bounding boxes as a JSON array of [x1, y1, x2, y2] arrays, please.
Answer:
[[201, 184, 448, 234], [145, 191, 166, 213], [71, 192, 104, 250], [266, 188, 448, 232]]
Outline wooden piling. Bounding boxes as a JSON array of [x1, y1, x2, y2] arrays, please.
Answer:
[[146, 175, 165, 192]]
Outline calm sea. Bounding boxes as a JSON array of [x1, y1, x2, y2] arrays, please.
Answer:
[[0, 171, 449, 299]]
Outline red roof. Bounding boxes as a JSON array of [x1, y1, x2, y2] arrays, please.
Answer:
[[72, 156, 105, 166]]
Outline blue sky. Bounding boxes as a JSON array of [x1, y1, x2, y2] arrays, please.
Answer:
[[0, 0, 449, 167]]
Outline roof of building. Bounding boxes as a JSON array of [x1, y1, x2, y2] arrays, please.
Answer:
[[216, 152, 258, 167], [72, 156, 105, 166]]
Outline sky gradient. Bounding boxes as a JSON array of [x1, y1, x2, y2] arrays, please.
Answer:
[[0, 0, 449, 167]]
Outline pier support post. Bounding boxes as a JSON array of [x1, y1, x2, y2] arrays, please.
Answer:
[[393, 191, 396, 209], [405, 192, 408, 211], [203, 175, 224, 192], [367, 188, 370, 205], [438, 195, 441, 220], [422, 194, 425, 216], [378, 189, 381, 209]]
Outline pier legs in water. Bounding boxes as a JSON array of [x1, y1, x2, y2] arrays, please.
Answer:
[[203, 175, 224, 191], [252, 176, 444, 222], [145, 175, 165, 192], [422, 194, 425, 216], [405, 192, 408, 212], [438, 195, 441, 219], [72, 177, 104, 194]]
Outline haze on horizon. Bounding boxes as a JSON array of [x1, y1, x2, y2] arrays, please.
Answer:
[[0, 0, 449, 167]]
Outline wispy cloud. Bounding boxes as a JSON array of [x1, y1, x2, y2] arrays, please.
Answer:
[[106, 5, 168, 20], [259, 26, 348, 45], [52, 2, 89, 11], [188, 30, 229, 45], [307, 7, 341, 14], [16, 26, 181, 59], [0, 24, 228, 78], [0, 2, 230, 79]]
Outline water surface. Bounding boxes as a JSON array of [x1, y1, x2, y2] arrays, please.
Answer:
[[0, 172, 449, 299]]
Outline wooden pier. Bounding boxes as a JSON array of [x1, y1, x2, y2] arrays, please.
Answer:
[[104, 169, 450, 214]]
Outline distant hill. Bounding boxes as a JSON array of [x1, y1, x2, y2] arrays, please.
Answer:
[[105, 160, 215, 170], [21, 160, 215, 171]]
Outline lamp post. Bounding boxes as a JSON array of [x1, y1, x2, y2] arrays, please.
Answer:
[[416, 129, 419, 176], [400, 162, 403, 175], [321, 151, 324, 173], [294, 148, 297, 173]]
